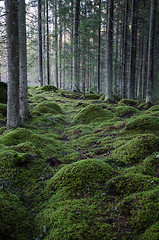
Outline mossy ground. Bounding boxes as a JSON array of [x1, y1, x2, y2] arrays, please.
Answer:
[[1, 87, 159, 239]]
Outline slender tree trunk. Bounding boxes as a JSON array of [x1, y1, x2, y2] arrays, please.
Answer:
[[42, 0, 46, 85], [70, 0, 74, 90], [5, 0, 20, 129], [46, 0, 50, 85], [137, 35, 144, 99], [97, 0, 101, 94], [122, 0, 128, 99], [128, 0, 138, 99], [74, 0, 80, 91], [0, 63, 1, 82], [59, 0, 62, 89], [104, 0, 114, 101], [146, 0, 156, 103], [19, 0, 29, 121], [38, 0, 43, 87], [143, 36, 148, 99], [54, 0, 58, 88]]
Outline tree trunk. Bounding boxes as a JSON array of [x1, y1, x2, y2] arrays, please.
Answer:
[[59, 0, 62, 89], [128, 0, 138, 99], [19, 0, 29, 121], [122, 0, 128, 99], [46, 0, 50, 85], [97, 0, 101, 94], [146, 0, 156, 103], [104, 0, 114, 101], [38, 0, 43, 87], [5, 0, 20, 129], [74, 0, 80, 91], [54, 0, 58, 88]]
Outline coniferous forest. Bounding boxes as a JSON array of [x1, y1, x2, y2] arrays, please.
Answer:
[[0, 0, 159, 239]]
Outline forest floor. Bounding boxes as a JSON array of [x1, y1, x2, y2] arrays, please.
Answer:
[[0, 86, 159, 240]]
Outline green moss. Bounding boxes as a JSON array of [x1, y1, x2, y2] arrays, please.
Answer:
[[47, 159, 113, 197], [137, 102, 153, 110], [106, 173, 159, 197], [111, 134, 159, 165], [30, 95, 47, 103], [59, 90, 82, 99], [39, 85, 58, 91], [0, 81, 7, 103], [117, 187, 159, 236], [0, 103, 7, 116], [32, 101, 63, 115], [73, 104, 115, 124], [141, 153, 159, 177], [146, 105, 159, 112], [83, 93, 100, 100], [37, 198, 118, 240], [138, 222, 159, 240], [113, 105, 139, 118], [0, 190, 33, 240], [118, 99, 139, 106], [125, 115, 159, 133]]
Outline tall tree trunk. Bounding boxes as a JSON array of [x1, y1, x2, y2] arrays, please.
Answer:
[[128, 0, 138, 99], [146, 0, 156, 103], [74, 0, 80, 91], [59, 0, 62, 89], [38, 0, 43, 87], [42, 0, 46, 85], [5, 0, 20, 129], [122, 0, 128, 99], [97, 0, 101, 94], [54, 0, 58, 88], [104, 0, 114, 101], [137, 35, 144, 99], [19, 0, 29, 121], [70, 0, 74, 90], [46, 0, 50, 85], [0, 63, 1, 82]]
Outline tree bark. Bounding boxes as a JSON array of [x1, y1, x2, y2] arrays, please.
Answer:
[[128, 0, 138, 99], [19, 0, 29, 121], [38, 0, 43, 87], [104, 0, 114, 101], [74, 0, 80, 91], [5, 0, 20, 129], [146, 0, 156, 103], [46, 0, 50, 85], [97, 0, 101, 94], [54, 0, 58, 88]]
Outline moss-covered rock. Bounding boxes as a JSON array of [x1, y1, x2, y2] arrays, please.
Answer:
[[0, 103, 7, 117], [30, 95, 47, 103], [47, 159, 113, 197], [0, 81, 7, 103], [137, 102, 153, 110], [117, 187, 159, 236], [59, 90, 82, 99], [73, 104, 115, 124], [0, 190, 33, 240], [38, 198, 121, 240], [125, 115, 159, 133], [83, 93, 100, 100], [111, 134, 159, 164], [32, 101, 63, 115], [39, 85, 58, 91], [138, 222, 159, 240], [106, 173, 159, 197], [142, 153, 159, 177], [118, 99, 139, 106], [114, 105, 139, 118], [146, 105, 159, 112]]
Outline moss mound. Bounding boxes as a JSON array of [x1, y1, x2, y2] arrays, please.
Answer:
[[118, 187, 159, 236], [106, 173, 159, 197], [0, 190, 32, 240], [125, 115, 159, 133], [142, 153, 159, 177], [114, 105, 139, 118], [60, 90, 82, 99], [30, 95, 47, 103], [111, 134, 159, 164], [118, 99, 139, 106], [0, 103, 7, 117], [139, 222, 159, 240], [47, 159, 113, 196], [0, 82, 7, 103], [137, 102, 153, 110], [146, 105, 159, 112], [38, 198, 121, 240], [39, 85, 58, 91], [73, 104, 114, 124], [83, 93, 100, 100], [32, 101, 63, 115]]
